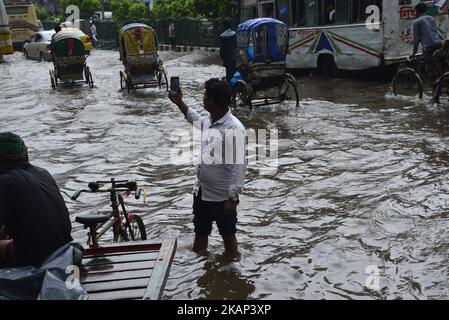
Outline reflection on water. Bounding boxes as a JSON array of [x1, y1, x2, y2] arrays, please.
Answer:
[[2, 50, 449, 300], [197, 259, 256, 300]]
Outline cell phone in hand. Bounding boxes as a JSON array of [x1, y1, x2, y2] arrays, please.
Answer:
[[170, 77, 180, 95]]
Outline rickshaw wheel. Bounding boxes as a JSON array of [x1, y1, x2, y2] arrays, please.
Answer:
[[88, 71, 94, 88], [126, 80, 132, 93], [281, 76, 300, 107], [50, 70, 56, 89], [235, 81, 252, 107], [84, 66, 90, 84], [120, 71, 124, 91]]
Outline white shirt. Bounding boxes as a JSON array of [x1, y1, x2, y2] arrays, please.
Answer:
[[185, 107, 246, 202]]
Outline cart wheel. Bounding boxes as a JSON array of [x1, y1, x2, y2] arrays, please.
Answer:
[[281, 75, 300, 107], [127, 79, 132, 93]]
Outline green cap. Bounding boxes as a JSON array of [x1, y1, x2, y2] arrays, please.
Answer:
[[0, 132, 28, 160]]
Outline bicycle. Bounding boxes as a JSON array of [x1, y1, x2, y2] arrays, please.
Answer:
[[71, 178, 147, 248], [391, 53, 449, 104]]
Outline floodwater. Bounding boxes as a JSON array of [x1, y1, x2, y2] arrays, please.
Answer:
[[1, 50, 449, 300]]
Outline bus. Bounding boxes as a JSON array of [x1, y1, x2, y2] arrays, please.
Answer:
[[0, 0, 13, 58], [4, 0, 42, 50], [240, 0, 449, 73]]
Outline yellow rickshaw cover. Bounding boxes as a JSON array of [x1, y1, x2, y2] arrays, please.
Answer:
[[119, 23, 158, 56]]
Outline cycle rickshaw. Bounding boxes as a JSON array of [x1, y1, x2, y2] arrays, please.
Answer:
[[119, 23, 168, 92], [49, 30, 94, 89], [231, 18, 299, 108]]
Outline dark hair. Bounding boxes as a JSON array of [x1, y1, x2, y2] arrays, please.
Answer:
[[54, 24, 61, 32], [415, 2, 427, 15], [205, 78, 232, 109], [223, 19, 231, 30]]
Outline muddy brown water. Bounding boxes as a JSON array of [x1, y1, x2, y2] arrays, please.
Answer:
[[1, 50, 449, 299]]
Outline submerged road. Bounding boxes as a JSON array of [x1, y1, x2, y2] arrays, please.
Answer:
[[1, 49, 449, 299]]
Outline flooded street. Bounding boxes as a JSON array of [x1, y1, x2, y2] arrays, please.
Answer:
[[2, 49, 449, 300]]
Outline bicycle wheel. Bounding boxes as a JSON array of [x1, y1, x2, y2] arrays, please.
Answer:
[[127, 214, 147, 241], [434, 74, 449, 104], [392, 68, 424, 99]]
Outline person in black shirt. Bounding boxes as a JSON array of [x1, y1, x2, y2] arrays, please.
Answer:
[[0, 132, 73, 267]]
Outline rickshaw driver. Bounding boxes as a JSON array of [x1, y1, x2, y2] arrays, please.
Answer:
[[0, 133, 73, 267]]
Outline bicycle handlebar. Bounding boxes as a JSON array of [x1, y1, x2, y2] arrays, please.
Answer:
[[71, 180, 146, 202]]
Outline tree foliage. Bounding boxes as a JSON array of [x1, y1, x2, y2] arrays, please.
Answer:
[[35, 6, 51, 21]]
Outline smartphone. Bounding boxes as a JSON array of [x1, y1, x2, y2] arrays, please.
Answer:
[[170, 77, 180, 95]]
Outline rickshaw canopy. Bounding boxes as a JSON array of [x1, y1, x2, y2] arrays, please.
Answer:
[[237, 18, 289, 64], [119, 23, 158, 56], [52, 30, 86, 57]]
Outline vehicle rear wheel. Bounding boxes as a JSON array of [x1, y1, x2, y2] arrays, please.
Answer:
[[434, 75, 449, 104], [24, 50, 29, 59], [38, 52, 44, 62], [392, 68, 424, 99], [280, 75, 300, 107], [127, 215, 147, 241]]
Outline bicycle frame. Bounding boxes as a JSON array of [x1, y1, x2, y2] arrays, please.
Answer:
[[73, 178, 145, 248]]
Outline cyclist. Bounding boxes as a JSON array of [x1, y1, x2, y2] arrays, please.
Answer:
[[0, 132, 73, 267], [411, 2, 443, 93]]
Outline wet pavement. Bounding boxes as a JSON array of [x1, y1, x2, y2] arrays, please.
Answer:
[[1, 50, 449, 299]]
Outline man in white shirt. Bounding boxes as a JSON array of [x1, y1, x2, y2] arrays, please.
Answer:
[[169, 78, 246, 259]]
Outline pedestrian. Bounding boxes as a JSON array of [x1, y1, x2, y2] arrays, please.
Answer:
[[168, 78, 246, 260], [169, 20, 176, 51], [0, 132, 73, 267], [220, 19, 237, 83], [90, 21, 98, 49]]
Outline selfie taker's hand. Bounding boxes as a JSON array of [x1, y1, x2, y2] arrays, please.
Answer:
[[168, 89, 183, 106], [224, 198, 238, 216]]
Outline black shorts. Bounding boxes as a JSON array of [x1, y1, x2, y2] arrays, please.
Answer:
[[193, 189, 237, 237]]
